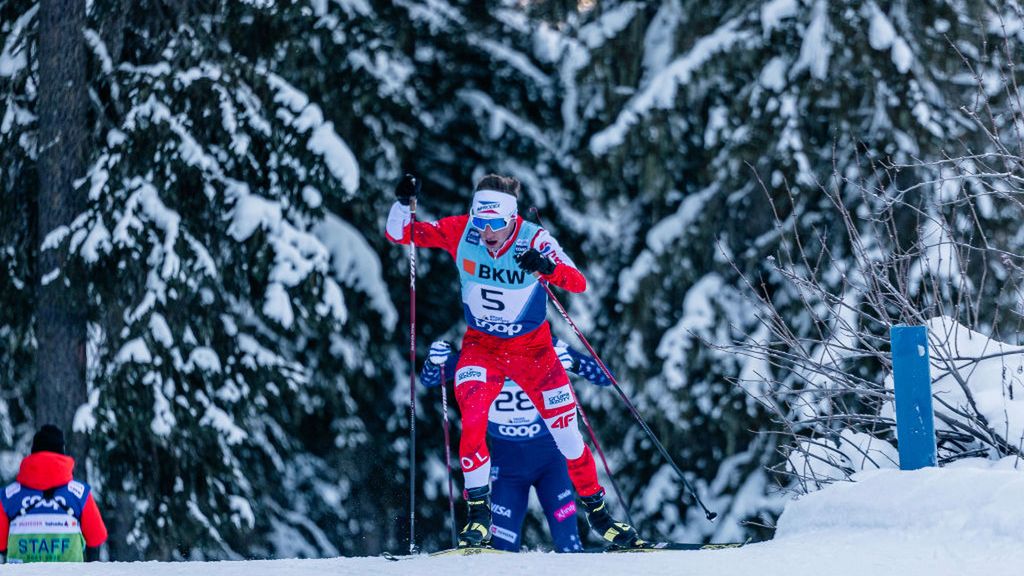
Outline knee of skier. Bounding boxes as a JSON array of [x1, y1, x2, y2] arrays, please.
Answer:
[[543, 409, 584, 460]]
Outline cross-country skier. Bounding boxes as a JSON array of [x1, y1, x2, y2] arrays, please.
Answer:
[[420, 337, 613, 552], [386, 173, 642, 548], [0, 425, 108, 563]]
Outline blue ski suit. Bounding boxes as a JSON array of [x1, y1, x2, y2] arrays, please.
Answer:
[[421, 338, 611, 552]]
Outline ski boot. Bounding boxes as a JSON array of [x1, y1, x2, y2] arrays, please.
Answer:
[[580, 489, 645, 548], [457, 486, 492, 548]]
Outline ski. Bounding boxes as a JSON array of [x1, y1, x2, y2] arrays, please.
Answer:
[[430, 546, 510, 557], [382, 546, 510, 561], [585, 540, 749, 553]]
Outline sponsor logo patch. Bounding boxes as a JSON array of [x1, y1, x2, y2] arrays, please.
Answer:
[[67, 481, 85, 499], [477, 264, 527, 283], [549, 412, 576, 429], [496, 423, 543, 438], [491, 503, 513, 518], [542, 385, 574, 410], [554, 501, 577, 522], [490, 524, 518, 543], [473, 318, 524, 336], [466, 229, 481, 245], [558, 489, 572, 500], [6, 483, 21, 498], [456, 366, 487, 385], [462, 259, 477, 275]]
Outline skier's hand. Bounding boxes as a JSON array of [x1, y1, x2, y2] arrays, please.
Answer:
[[428, 340, 452, 365], [515, 248, 556, 275], [555, 342, 577, 372], [395, 173, 420, 206], [577, 355, 613, 387]]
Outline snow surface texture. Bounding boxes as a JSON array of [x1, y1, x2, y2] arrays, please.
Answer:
[[7, 465, 1020, 574]]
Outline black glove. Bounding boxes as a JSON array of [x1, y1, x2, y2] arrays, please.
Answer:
[[395, 173, 420, 206], [515, 248, 556, 275]]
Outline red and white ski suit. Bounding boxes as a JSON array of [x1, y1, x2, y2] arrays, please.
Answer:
[[386, 202, 603, 497]]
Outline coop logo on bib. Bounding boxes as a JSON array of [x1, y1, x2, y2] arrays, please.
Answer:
[[456, 366, 487, 386], [542, 385, 574, 410]]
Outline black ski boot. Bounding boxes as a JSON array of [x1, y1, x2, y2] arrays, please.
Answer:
[[580, 489, 644, 548], [458, 486, 492, 548]]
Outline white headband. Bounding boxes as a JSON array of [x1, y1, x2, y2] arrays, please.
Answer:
[[471, 189, 518, 218]]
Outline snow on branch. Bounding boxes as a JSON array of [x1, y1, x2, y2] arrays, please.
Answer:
[[590, 16, 749, 156], [267, 72, 360, 194]]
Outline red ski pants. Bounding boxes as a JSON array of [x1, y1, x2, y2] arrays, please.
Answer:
[[454, 322, 602, 497]]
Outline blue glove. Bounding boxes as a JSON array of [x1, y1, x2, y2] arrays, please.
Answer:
[[428, 341, 451, 366], [554, 338, 612, 386], [419, 341, 453, 388], [576, 355, 613, 386]]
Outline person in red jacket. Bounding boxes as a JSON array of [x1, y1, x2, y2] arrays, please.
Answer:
[[0, 425, 108, 563], [386, 173, 643, 549]]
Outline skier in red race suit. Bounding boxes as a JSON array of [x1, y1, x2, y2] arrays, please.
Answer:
[[386, 173, 643, 548]]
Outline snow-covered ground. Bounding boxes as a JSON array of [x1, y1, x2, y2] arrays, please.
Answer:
[[4, 463, 1020, 575]]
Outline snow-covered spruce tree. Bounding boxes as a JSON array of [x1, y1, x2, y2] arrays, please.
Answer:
[[40, 0, 407, 559], [0, 0, 37, 471]]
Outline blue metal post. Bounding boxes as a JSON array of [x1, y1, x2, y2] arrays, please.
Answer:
[[890, 325, 937, 470]]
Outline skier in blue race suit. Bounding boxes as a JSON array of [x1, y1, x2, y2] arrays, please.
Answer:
[[420, 338, 612, 552]]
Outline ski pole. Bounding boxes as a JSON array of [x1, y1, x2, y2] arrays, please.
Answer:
[[573, 399, 637, 528], [440, 362, 458, 549], [408, 195, 419, 553], [530, 208, 717, 521]]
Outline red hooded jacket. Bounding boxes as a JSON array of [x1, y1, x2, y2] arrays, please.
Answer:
[[0, 452, 108, 552]]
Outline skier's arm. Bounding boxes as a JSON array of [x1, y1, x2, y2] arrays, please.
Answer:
[[528, 228, 586, 293], [554, 338, 612, 386], [81, 493, 109, 549], [385, 203, 467, 257]]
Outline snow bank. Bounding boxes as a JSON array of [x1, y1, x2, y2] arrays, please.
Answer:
[[13, 464, 1023, 575], [918, 316, 1024, 447], [776, 462, 1024, 542]]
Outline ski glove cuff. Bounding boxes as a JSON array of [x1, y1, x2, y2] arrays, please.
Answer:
[[514, 248, 556, 275], [395, 173, 420, 206]]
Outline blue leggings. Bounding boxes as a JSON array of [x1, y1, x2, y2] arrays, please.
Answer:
[[488, 437, 582, 552]]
